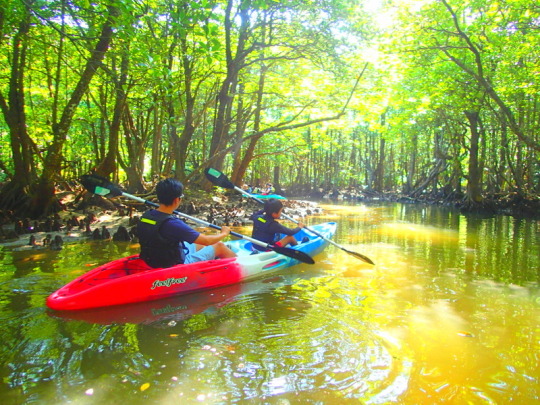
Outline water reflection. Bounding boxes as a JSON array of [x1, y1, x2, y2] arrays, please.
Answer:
[[323, 203, 539, 285], [128, 276, 408, 403], [0, 202, 538, 404]]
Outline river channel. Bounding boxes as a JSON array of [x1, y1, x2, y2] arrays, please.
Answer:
[[0, 202, 538, 404]]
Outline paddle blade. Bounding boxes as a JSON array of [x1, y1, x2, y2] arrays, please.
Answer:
[[271, 245, 315, 265], [205, 168, 235, 189], [345, 249, 375, 265], [80, 174, 123, 197]]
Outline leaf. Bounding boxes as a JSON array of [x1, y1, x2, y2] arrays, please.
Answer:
[[140, 383, 150, 391]]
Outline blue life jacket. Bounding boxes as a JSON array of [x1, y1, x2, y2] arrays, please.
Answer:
[[138, 211, 184, 268]]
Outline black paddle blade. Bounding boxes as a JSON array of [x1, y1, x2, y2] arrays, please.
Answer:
[[80, 174, 123, 197], [345, 249, 375, 265], [271, 245, 315, 265], [205, 168, 235, 189]]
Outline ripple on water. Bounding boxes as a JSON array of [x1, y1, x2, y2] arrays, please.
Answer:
[[164, 290, 413, 403]]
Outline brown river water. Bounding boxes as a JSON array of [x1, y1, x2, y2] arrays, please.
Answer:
[[0, 202, 538, 404]]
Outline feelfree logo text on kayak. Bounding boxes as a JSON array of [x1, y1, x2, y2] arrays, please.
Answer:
[[151, 277, 188, 289]]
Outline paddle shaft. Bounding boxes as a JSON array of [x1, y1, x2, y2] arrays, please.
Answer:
[[120, 191, 288, 250]]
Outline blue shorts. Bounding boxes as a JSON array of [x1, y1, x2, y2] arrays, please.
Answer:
[[184, 243, 216, 264]]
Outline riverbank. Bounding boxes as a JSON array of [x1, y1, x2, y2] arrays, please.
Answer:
[[0, 190, 322, 250], [1, 184, 538, 251], [304, 188, 540, 219]]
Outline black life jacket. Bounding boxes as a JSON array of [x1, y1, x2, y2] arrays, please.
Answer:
[[251, 212, 276, 249], [137, 211, 184, 268]]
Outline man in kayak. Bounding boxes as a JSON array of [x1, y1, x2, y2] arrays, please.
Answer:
[[250, 198, 306, 252], [138, 178, 236, 268]]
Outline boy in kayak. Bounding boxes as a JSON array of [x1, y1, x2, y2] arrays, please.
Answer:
[[138, 178, 236, 268], [250, 198, 306, 252]]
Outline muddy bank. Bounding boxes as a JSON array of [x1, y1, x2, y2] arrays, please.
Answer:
[[2, 184, 537, 251], [0, 191, 322, 251]]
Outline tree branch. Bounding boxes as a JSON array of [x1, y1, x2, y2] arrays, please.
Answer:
[[438, 0, 539, 152], [194, 63, 370, 177]]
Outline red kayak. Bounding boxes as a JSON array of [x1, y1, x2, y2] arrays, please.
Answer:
[[49, 282, 245, 325], [48, 273, 302, 325], [46, 222, 336, 311]]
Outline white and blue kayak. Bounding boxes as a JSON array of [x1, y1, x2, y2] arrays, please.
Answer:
[[249, 193, 286, 200]]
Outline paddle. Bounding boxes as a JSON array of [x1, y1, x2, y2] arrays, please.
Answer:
[[80, 174, 315, 264], [204, 168, 375, 265]]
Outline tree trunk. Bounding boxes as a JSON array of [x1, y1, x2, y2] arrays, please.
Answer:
[[404, 133, 418, 193], [231, 63, 267, 185], [464, 110, 483, 203], [120, 105, 148, 193], [207, 1, 249, 171], [173, 34, 198, 181], [96, 46, 129, 178], [0, 6, 119, 218], [150, 99, 163, 179], [273, 166, 282, 194], [0, 9, 36, 211], [410, 158, 449, 198], [373, 138, 386, 192], [441, 0, 539, 153]]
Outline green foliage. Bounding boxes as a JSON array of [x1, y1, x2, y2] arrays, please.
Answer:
[[0, 0, 538, 202]]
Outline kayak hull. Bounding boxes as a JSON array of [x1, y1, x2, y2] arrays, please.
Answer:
[[46, 222, 336, 311], [48, 273, 304, 325]]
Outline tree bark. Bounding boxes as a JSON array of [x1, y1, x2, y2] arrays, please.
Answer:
[[207, 0, 249, 171], [0, 8, 35, 201], [464, 110, 483, 203], [119, 105, 148, 193], [96, 45, 129, 178]]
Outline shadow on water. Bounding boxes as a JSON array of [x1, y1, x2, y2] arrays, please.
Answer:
[[0, 202, 539, 404]]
